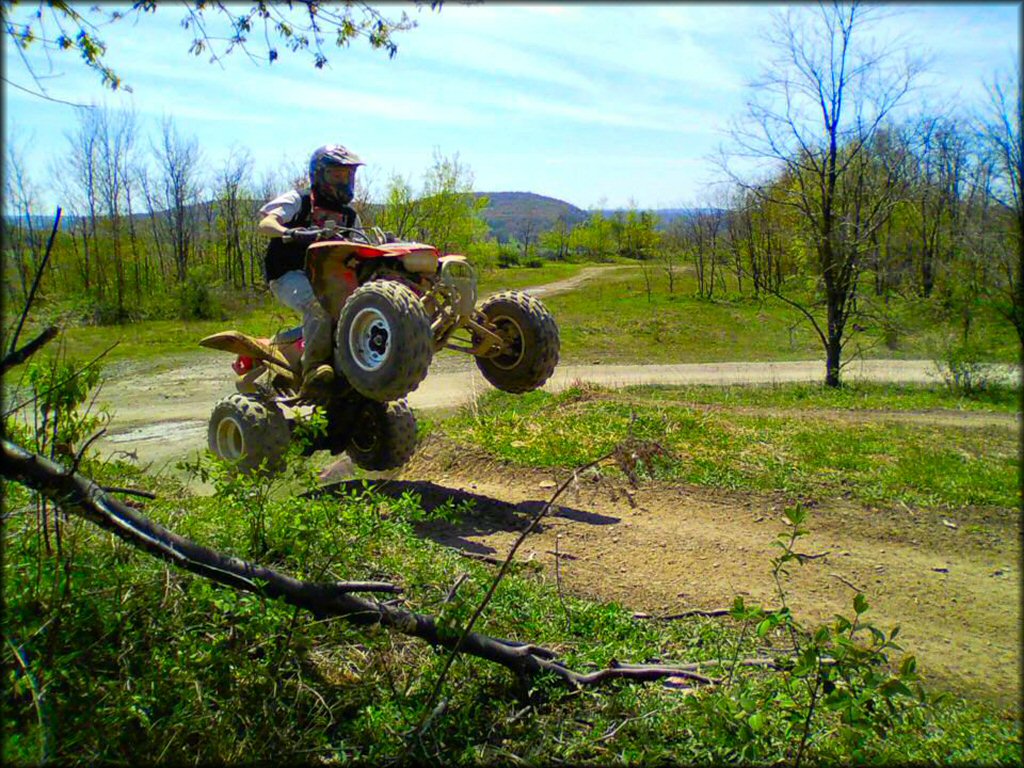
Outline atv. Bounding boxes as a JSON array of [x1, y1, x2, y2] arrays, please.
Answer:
[[199, 222, 560, 474]]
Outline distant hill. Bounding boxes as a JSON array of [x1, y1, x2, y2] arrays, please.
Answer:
[[474, 192, 588, 243], [473, 193, 709, 241]]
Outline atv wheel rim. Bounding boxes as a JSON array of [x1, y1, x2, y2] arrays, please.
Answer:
[[215, 416, 245, 460], [488, 314, 526, 370], [349, 308, 392, 372], [349, 405, 380, 453]]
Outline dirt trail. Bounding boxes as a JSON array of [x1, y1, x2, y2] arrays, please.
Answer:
[[378, 436, 1019, 710], [88, 354, 1017, 470], [502, 265, 631, 298], [81, 350, 1021, 710]]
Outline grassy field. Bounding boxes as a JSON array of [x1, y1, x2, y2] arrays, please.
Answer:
[[13, 259, 1019, 375], [542, 266, 1021, 365], [16, 261, 589, 370], [477, 260, 586, 292], [439, 382, 1021, 511], [4, 269, 1021, 763]]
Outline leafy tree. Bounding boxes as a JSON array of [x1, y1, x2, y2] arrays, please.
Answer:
[[568, 211, 616, 262], [614, 206, 661, 261], [376, 173, 422, 241], [3, 1, 439, 99], [414, 151, 489, 254], [538, 214, 572, 261]]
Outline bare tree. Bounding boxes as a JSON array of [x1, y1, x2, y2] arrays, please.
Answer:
[[136, 166, 169, 283], [154, 117, 203, 283], [688, 206, 726, 299], [94, 106, 140, 320], [660, 218, 686, 294], [216, 147, 255, 288], [975, 66, 1023, 347], [514, 206, 539, 262], [721, 1, 921, 386], [63, 109, 103, 298], [3, 140, 43, 304]]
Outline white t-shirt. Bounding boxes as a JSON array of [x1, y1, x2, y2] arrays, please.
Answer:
[[259, 189, 305, 223], [259, 189, 363, 229]]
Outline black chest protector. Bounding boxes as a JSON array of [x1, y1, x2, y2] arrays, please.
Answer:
[[263, 193, 313, 283], [263, 194, 361, 282]]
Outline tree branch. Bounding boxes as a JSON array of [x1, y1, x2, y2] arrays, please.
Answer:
[[0, 439, 752, 694], [7, 207, 62, 357], [0, 326, 58, 375]]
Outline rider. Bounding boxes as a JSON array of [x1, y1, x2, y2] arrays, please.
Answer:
[[258, 144, 364, 394]]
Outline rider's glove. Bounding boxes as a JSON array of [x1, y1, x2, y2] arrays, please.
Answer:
[[282, 227, 323, 244]]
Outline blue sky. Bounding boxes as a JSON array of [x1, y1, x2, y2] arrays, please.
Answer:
[[4, 2, 1020, 213]]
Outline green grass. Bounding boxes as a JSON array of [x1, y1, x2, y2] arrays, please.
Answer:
[[3, 450, 1019, 765], [543, 266, 1021, 365], [14, 262, 590, 372], [625, 380, 1022, 413], [441, 382, 1021, 510]]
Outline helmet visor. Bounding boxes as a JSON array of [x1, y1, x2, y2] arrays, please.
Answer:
[[317, 164, 357, 205]]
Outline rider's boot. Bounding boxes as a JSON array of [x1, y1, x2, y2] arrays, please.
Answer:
[[299, 363, 334, 397]]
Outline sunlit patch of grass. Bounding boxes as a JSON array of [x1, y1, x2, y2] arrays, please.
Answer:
[[543, 267, 1021, 365], [626, 380, 1021, 413], [442, 383, 1021, 510]]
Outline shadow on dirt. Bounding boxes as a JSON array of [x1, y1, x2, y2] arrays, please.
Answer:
[[317, 478, 620, 556]]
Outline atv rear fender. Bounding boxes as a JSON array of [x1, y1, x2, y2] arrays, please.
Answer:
[[199, 331, 293, 372]]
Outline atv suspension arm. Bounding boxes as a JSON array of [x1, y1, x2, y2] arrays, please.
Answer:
[[440, 317, 506, 357]]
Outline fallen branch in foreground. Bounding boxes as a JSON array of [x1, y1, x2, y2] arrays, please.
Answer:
[[1, 438, 788, 693], [0, 325, 58, 375], [633, 607, 785, 621]]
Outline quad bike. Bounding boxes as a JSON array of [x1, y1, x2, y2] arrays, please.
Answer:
[[199, 222, 560, 474]]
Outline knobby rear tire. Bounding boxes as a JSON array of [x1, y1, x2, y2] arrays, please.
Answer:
[[346, 399, 418, 471], [207, 393, 290, 475]]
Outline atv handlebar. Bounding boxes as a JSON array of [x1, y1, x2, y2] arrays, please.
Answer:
[[283, 225, 374, 246]]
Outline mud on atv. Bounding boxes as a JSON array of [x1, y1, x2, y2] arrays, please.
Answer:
[[199, 223, 559, 474]]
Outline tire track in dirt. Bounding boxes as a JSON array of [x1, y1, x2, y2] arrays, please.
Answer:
[[376, 436, 1020, 711]]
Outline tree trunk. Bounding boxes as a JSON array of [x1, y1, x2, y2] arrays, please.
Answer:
[[825, 334, 842, 387]]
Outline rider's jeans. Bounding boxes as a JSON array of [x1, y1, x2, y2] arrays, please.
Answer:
[[268, 270, 332, 373]]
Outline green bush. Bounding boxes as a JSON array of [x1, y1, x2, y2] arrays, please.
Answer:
[[175, 267, 222, 320], [935, 337, 996, 396]]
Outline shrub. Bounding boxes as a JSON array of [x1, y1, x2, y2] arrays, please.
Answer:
[[176, 270, 218, 320], [934, 337, 995, 396]]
